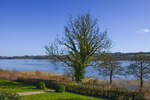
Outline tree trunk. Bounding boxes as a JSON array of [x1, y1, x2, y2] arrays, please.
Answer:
[[140, 76, 143, 91], [110, 70, 113, 88], [74, 67, 85, 83], [140, 62, 143, 92]]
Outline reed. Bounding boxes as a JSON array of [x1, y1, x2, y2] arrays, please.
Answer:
[[0, 69, 71, 82]]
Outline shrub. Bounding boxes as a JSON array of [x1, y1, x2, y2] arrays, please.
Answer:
[[55, 85, 65, 92], [0, 90, 21, 100], [36, 82, 46, 89]]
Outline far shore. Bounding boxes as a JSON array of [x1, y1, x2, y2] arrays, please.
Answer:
[[1, 52, 150, 60]]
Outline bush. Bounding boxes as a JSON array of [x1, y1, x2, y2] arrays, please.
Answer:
[[36, 82, 46, 89], [55, 85, 65, 92], [0, 90, 21, 100]]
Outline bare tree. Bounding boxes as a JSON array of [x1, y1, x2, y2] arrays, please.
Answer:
[[45, 13, 111, 82], [97, 53, 123, 87], [127, 54, 150, 91]]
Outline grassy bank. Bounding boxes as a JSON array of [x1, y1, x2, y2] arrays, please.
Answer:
[[21, 92, 104, 100], [0, 80, 42, 92]]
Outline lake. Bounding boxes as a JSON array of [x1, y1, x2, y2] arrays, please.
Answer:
[[0, 59, 131, 79]]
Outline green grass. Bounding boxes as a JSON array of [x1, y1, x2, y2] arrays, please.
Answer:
[[21, 92, 105, 100], [0, 80, 42, 92]]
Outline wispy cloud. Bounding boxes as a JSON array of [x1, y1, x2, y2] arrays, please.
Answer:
[[142, 29, 150, 33], [138, 28, 150, 33]]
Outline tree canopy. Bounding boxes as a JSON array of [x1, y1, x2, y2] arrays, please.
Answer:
[[45, 13, 111, 82]]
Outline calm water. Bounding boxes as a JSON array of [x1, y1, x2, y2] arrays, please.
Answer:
[[0, 59, 131, 79]]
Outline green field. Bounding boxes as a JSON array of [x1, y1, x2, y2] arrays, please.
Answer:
[[0, 80, 41, 92], [21, 92, 104, 100], [0, 80, 105, 100]]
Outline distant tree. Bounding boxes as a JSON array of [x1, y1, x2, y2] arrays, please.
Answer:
[[97, 53, 123, 87], [127, 54, 150, 91], [45, 13, 111, 83]]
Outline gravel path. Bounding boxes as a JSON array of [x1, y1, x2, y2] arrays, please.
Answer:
[[18, 90, 55, 96]]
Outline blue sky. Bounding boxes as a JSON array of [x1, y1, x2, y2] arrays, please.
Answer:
[[0, 0, 150, 56]]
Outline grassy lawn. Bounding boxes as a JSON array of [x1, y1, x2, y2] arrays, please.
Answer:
[[0, 80, 42, 92], [21, 92, 105, 100]]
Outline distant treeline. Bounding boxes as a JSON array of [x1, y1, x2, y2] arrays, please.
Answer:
[[0, 55, 50, 59], [0, 52, 150, 60], [111, 52, 150, 60]]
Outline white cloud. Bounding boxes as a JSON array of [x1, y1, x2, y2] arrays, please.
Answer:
[[136, 28, 150, 34], [142, 29, 150, 33]]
